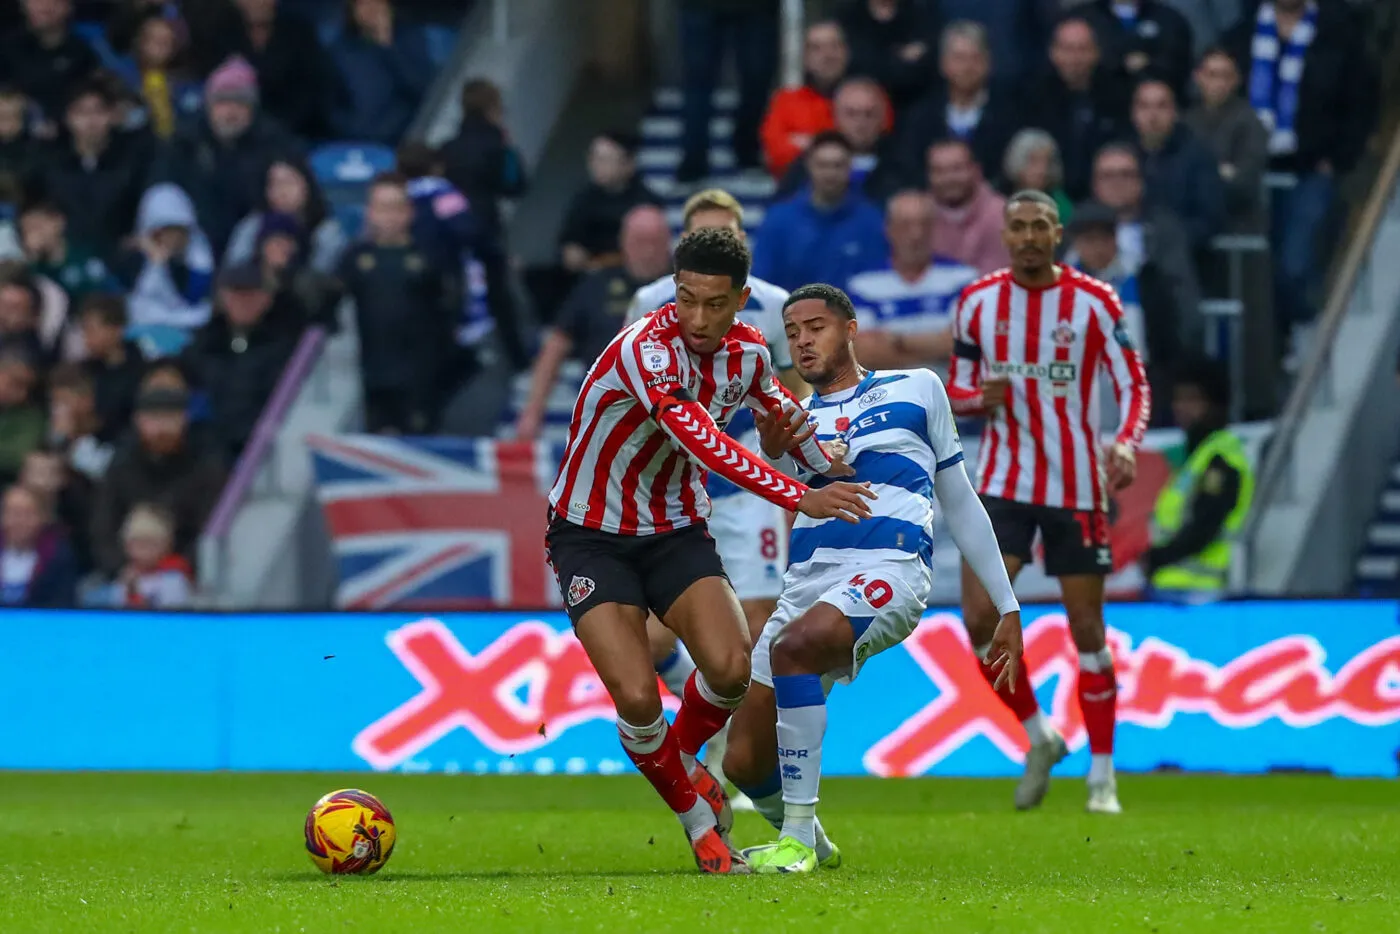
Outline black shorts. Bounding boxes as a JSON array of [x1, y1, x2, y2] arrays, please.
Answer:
[[981, 495, 1114, 577], [545, 514, 730, 626]]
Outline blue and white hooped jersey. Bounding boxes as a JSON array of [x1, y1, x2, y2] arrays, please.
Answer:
[[627, 273, 792, 500], [845, 257, 978, 336], [790, 368, 964, 575]]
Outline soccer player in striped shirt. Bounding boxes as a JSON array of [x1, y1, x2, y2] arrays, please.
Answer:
[[948, 190, 1151, 815], [545, 228, 876, 873]]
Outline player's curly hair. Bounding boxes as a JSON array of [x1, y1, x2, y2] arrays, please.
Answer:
[[783, 283, 856, 320], [673, 226, 751, 290]]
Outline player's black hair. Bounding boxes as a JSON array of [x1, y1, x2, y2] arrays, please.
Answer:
[[806, 129, 853, 156], [672, 227, 751, 290], [1006, 188, 1060, 220], [1173, 355, 1230, 410], [783, 283, 857, 321]]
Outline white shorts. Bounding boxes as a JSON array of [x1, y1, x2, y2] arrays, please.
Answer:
[[751, 559, 931, 691], [709, 492, 787, 601]]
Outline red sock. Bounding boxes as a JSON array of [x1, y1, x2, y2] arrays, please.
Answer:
[[981, 656, 1039, 721], [672, 671, 739, 759], [618, 719, 699, 814], [1077, 666, 1118, 755]]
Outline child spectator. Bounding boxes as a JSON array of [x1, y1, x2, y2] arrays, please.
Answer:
[[0, 347, 43, 485], [118, 502, 193, 608], [0, 482, 76, 608], [20, 200, 119, 309], [117, 183, 214, 342], [46, 362, 113, 479], [79, 293, 146, 437]]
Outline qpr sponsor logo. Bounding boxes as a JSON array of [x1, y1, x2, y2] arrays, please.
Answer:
[[988, 360, 1078, 382], [640, 341, 670, 374], [858, 388, 887, 408], [566, 575, 595, 607], [717, 378, 744, 407]]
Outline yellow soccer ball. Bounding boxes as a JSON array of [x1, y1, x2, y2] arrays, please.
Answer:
[[304, 789, 397, 874]]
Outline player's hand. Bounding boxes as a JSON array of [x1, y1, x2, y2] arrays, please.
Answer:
[[1104, 442, 1136, 490], [981, 378, 1010, 414], [755, 402, 814, 458], [821, 438, 855, 477], [515, 407, 543, 442], [797, 481, 876, 524], [984, 610, 1024, 692]]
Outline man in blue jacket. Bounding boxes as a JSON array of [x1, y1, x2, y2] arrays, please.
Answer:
[[751, 130, 887, 293]]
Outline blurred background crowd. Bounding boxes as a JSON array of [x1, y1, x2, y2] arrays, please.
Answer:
[[0, 0, 1394, 610]]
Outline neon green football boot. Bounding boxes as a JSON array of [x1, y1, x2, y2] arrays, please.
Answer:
[[742, 837, 818, 874]]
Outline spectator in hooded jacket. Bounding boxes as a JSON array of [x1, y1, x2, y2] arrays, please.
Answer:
[[0, 0, 98, 126], [1130, 77, 1224, 249], [0, 482, 75, 607], [156, 55, 303, 255], [223, 159, 346, 275], [898, 20, 1020, 190], [926, 137, 1008, 275], [760, 21, 848, 179], [837, 0, 941, 118], [778, 77, 902, 205], [229, 0, 334, 141], [115, 183, 214, 336], [752, 130, 886, 293], [1074, 0, 1195, 103], [330, 0, 434, 146], [36, 79, 152, 261]]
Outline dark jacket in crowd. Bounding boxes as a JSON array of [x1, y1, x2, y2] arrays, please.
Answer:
[[0, 524, 77, 608], [233, 9, 336, 141], [938, 0, 1054, 91], [0, 133, 36, 203], [777, 136, 905, 206], [37, 130, 154, 260], [896, 88, 1022, 184], [336, 240, 455, 400], [558, 177, 664, 260], [0, 26, 99, 121], [181, 311, 297, 463], [1136, 124, 1225, 249], [441, 112, 528, 250], [1222, 0, 1378, 176], [1021, 67, 1128, 200], [157, 115, 303, 255], [108, 0, 244, 77], [1075, 0, 1195, 103], [84, 339, 146, 444], [1183, 96, 1270, 234], [1139, 204, 1202, 349], [555, 265, 653, 367], [329, 22, 435, 146], [91, 432, 226, 575], [836, 0, 942, 114]]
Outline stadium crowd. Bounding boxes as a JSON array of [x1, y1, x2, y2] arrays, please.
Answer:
[[0, 0, 470, 609]]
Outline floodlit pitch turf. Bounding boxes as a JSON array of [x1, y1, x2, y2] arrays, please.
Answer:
[[3, 773, 1396, 933]]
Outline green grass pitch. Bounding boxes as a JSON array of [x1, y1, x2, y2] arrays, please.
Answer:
[[4, 772, 1396, 933]]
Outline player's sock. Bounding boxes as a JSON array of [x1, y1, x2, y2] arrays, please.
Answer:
[[655, 643, 696, 700], [735, 768, 835, 861], [617, 713, 711, 841], [1077, 648, 1117, 777], [976, 641, 1043, 728], [672, 670, 744, 774], [773, 674, 825, 849]]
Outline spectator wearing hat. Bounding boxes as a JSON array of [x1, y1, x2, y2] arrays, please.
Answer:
[[230, 0, 335, 141], [90, 380, 225, 576], [0, 482, 76, 608], [157, 55, 302, 255], [0, 346, 43, 486], [330, 0, 434, 146], [78, 293, 146, 438], [1, 0, 99, 125], [180, 260, 297, 463], [116, 183, 214, 339], [223, 159, 346, 275], [250, 211, 334, 330], [35, 79, 153, 261]]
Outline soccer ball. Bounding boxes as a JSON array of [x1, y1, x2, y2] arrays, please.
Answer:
[[304, 788, 397, 874]]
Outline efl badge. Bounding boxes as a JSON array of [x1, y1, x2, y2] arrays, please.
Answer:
[[640, 341, 670, 374], [566, 575, 595, 607]]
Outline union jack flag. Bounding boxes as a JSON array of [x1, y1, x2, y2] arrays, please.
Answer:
[[308, 435, 566, 609]]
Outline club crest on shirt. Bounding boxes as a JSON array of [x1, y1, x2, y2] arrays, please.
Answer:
[[1051, 324, 1077, 347], [566, 575, 595, 607], [717, 378, 744, 407], [858, 388, 887, 408], [640, 341, 670, 373]]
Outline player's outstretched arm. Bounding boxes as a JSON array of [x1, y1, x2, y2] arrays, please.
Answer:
[[933, 461, 1019, 618], [745, 344, 835, 475]]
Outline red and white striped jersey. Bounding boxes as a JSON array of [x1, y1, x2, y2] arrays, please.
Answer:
[[946, 267, 1150, 511], [549, 304, 830, 535]]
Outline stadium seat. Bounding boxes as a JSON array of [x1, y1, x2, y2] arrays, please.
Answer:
[[310, 143, 397, 239]]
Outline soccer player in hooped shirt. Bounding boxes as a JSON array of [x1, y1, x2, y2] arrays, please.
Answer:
[[948, 191, 1151, 815], [721, 284, 1025, 874], [545, 228, 876, 874]]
